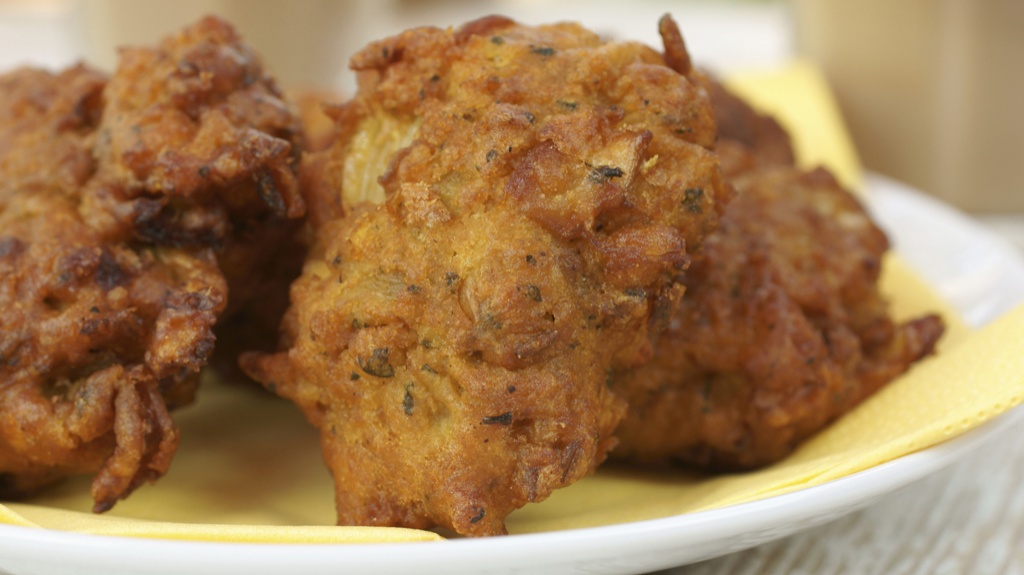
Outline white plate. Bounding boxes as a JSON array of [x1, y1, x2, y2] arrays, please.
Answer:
[[1, 174, 1023, 575]]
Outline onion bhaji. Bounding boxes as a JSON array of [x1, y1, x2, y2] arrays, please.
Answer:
[[0, 16, 303, 511], [242, 16, 728, 536], [610, 87, 945, 469]]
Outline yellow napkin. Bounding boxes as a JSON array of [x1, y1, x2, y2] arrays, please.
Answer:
[[3, 62, 1023, 542]]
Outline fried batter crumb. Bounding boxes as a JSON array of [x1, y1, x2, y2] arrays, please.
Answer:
[[0, 16, 303, 511], [243, 15, 728, 536]]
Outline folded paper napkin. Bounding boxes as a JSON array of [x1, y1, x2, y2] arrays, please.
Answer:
[[2, 61, 1022, 543]]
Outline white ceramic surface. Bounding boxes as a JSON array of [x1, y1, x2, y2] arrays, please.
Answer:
[[0, 175, 1022, 575]]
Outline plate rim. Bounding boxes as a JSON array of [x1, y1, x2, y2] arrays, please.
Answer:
[[0, 405, 1018, 575]]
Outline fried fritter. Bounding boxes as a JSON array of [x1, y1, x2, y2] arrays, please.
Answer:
[[610, 160, 945, 469], [0, 66, 105, 193], [87, 16, 303, 313], [0, 186, 226, 508], [0, 16, 302, 511], [242, 15, 727, 536]]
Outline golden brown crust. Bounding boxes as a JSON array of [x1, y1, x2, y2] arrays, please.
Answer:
[[611, 165, 944, 469], [0, 175, 226, 511], [243, 16, 727, 536], [93, 17, 302, 223], [0, 16, 302, 510], [0, 65, 105, 193]]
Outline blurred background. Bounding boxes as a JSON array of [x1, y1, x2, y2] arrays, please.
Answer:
[[0, 0, 1021, 248]]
